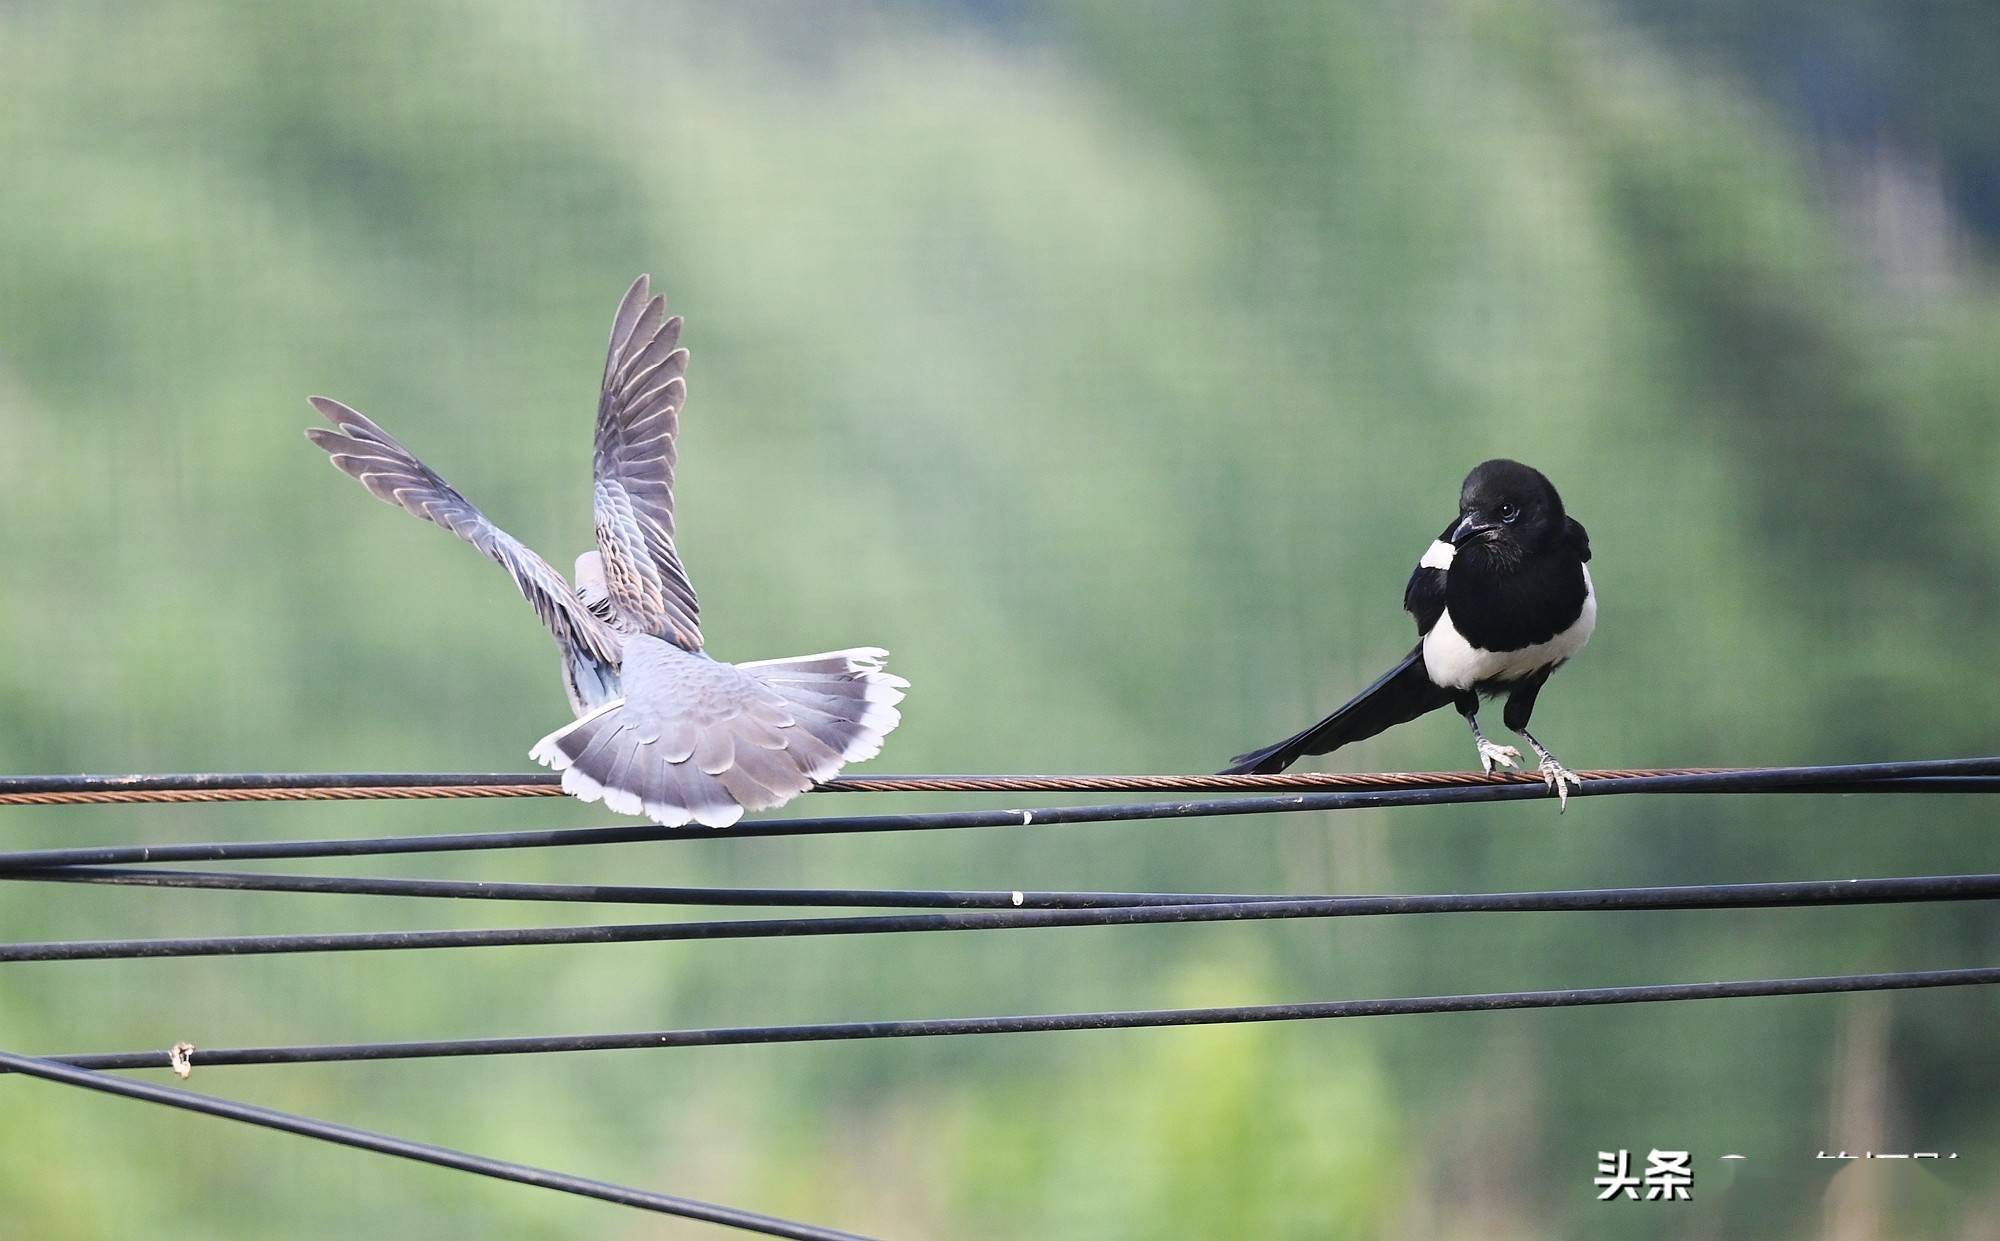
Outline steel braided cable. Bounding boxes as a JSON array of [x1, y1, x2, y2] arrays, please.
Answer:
[[0, 767, 1743, 806]]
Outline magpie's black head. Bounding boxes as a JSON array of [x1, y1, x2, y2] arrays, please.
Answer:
[[1448, 459, 1568, 559]]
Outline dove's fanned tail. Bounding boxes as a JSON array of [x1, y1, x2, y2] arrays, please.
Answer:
[[528, 637, 907, 828]]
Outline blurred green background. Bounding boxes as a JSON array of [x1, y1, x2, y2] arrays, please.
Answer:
[[2, 1, 1997, 1237]]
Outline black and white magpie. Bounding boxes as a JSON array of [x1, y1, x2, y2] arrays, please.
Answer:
[[1223, 459, 1596, 807]]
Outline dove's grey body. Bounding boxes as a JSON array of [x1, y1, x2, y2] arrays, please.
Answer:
[[307, 276, 905, 827]]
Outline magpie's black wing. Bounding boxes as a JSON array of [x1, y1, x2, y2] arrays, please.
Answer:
[[1402, 518, 1456, 635], [1565, 517, 1592, 562], [1404, 567, 1446, 635]]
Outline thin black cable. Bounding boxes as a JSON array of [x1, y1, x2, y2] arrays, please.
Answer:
[[2, 762, 1996, 875], [2, 866, 1288, 908], [0, 1050, 872, 1241], [6, 861, 2000, 914], [0, 772, 558, 794], [6, 873, 2000, 963], [26, 966, 2000, 1072]]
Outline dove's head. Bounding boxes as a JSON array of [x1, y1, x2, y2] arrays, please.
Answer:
[[574, 551, 614, 621]]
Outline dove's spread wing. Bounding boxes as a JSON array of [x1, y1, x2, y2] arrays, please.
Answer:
[[592, 275, 701, 651], [307, 396, 622, 670]]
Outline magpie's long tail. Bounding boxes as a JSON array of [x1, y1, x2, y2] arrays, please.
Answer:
[[1222, 648, 1455, 775]]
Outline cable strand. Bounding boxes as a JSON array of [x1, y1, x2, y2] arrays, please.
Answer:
[[0, 867, 1307, 907], [26, 966, 2000, 1073], [0, 1050, 873, 1240], [6, 873, 2000, 963]]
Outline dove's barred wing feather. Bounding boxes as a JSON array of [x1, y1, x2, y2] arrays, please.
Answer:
[[592, 274, 702, 650], [305, 396, 622, 669]]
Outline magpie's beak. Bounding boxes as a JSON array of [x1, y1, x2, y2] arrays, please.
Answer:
[[1447, 514, 1495, 546]]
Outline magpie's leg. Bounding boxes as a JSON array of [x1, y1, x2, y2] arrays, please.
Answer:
[[1456, 693, 1520, 775], [1502, 672, 1578, 809], [1518, 728, 1580, 811]]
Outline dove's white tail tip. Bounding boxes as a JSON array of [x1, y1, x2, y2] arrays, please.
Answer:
[[530, 646, 907, 828]]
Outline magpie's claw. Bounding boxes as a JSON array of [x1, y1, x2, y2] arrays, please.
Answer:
[[1537, 754, 1580, 811], [1474, 737, 1522, 776]]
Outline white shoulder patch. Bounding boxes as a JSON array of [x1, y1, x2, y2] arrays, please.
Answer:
[[1419, 539, 1456, 571]]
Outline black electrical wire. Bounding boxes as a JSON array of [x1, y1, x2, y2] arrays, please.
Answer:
[[0, 1049, 873, 1241], [1, 866, 1288, 908], [0, 772, 560, 794], [24, 966, 2000, 1073], [6, 873, 1999, 963], [3, 762, 1997, 876]]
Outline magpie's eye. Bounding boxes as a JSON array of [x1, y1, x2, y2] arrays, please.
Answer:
[[1498, 502, 1520, 523]]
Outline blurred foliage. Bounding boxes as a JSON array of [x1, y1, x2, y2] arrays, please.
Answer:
[[1, 1, 1997, 1237]]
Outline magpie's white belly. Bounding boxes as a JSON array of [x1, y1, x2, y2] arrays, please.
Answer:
[[1423, 567, 1596, 691]]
